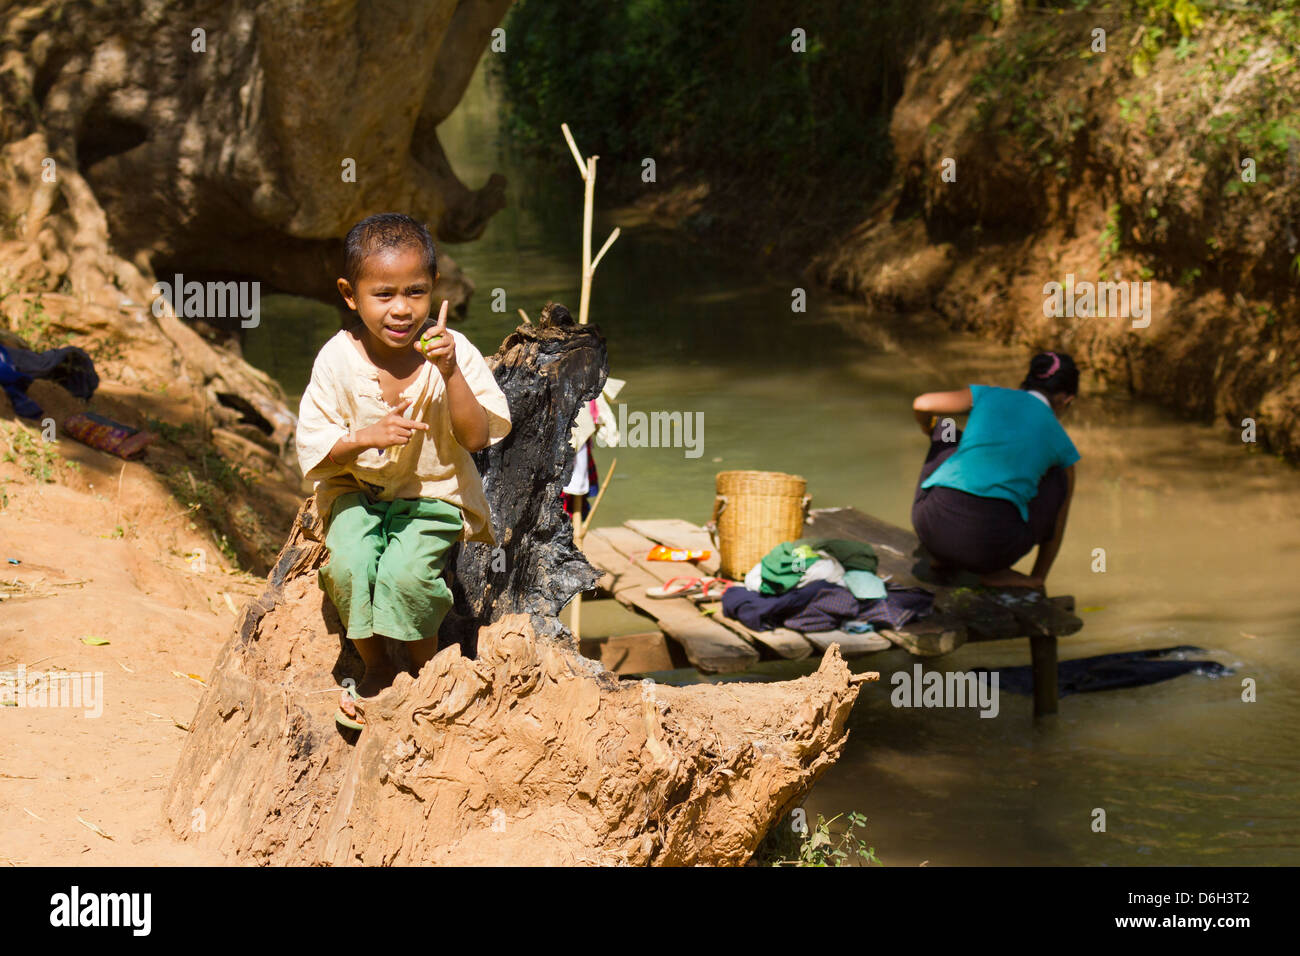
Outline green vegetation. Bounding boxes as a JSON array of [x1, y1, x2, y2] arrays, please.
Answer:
[[8, 294, 71, 351], [0, 421, 62, 482], [494, 0, 943, 227], [754, 810, 883, 867], [144, 415, 255, 570], [1100, 204, 1123, 263]]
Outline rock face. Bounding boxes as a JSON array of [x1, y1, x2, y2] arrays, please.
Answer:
[[1, 0, 509, 305], [807, 17, 1300, 459], [163, 315, 865, 865], [0, 0, 513, 462]]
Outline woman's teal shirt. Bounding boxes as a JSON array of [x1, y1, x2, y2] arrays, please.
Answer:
[[920, 385, 1080, 522]]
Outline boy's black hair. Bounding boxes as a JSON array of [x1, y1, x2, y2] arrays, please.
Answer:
[[342, 213, 437, 287], [1020, 350, 1079, 398]]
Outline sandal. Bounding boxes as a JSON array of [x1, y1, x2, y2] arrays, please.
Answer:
[[690, 577, 736, 602], [335, 684, 365, 730], [646, 576, 704, 599]]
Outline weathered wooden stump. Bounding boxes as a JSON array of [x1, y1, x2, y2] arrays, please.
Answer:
[[163, 312, 866, 864]]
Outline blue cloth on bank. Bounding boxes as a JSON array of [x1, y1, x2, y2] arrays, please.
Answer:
[[920, 384, 1079, 522], [0, 343, 99, 419]]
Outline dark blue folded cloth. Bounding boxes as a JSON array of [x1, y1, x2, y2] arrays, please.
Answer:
[[724, 579, 936, 634], [854, 585, 934, 631], [722, 579, 838, 632], [784, 585, 861, 633]]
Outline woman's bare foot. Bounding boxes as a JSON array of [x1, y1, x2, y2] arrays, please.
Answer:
[[978, 568, 1044, 590]]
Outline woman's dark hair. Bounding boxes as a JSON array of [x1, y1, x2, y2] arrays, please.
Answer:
[[1020, 350, 1079, 397], [343, 212, 437, 287]]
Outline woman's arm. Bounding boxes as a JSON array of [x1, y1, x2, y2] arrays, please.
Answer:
[[912, 388, 973, 435], [1030, 464, 1075, 587]]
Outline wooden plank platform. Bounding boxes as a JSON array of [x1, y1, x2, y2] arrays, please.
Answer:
[[804, 506, 1084, 715], [623, 519, 721, 576], [800, 629, 893, 657], [608, 523, 821, 660], [581, 527, 758, 674], [581, 510, 1084, 715]]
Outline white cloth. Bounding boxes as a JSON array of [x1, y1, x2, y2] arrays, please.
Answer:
[[797, 554, 846, 588], [743, 552, 846, 592], [295, 328, 512, 544], [570, 376, 625, 449], [563, 442, 591, 496]]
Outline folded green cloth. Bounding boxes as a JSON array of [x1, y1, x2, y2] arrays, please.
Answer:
[[795, 537, 878, 574], [842, 569, 886, 600], [759, 543, 821, 595]]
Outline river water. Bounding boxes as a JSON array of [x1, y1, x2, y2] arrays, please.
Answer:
[[245, 64, 1300, 866]]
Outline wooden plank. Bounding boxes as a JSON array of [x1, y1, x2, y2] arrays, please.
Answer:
[[801, 630, 893, 658], [579, 631, 675, 675], [581, 528, 758, 673], [581, 530, 645, 594], [994, 589, 1084, 638], [699, 602, 816, 660], [624, 519, 721, 576], [597, 526, 691, 582]]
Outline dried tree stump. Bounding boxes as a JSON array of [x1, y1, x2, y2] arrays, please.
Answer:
[[163, 312, 864, 865]]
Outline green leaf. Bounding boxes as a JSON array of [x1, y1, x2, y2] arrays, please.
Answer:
[[81, 636, 110, 646]]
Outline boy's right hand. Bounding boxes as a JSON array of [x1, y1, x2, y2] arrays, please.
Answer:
[[355, 398, 429, 449]]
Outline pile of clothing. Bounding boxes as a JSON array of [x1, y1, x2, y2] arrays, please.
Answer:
[[722, 537, 934, 634]]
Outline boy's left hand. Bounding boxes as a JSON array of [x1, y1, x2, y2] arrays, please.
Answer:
[[415, 300, 456, 378]]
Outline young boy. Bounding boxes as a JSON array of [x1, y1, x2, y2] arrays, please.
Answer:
[[296, 213, 511, 729]]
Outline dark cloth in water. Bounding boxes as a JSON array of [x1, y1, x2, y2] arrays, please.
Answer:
[[975, 645, 1230, 697], [0, 343, 99, 418]]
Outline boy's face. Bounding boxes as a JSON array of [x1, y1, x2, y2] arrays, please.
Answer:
[[336, 244, 438, 352]]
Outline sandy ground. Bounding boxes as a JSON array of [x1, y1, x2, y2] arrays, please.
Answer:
[[0, 422, 268, 866]]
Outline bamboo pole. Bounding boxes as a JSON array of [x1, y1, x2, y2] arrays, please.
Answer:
[[581, 457, 617, 538], [559, 123, 621, 642], [578, 154, 596, 325]]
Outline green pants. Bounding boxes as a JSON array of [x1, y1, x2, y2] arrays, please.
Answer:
[[318, 493, 463, 643]]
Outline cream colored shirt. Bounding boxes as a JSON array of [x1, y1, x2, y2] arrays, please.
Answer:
[[296, 328, 512, 544]]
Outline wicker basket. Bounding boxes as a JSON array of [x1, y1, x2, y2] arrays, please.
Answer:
[[709, 471, 810, 581]]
